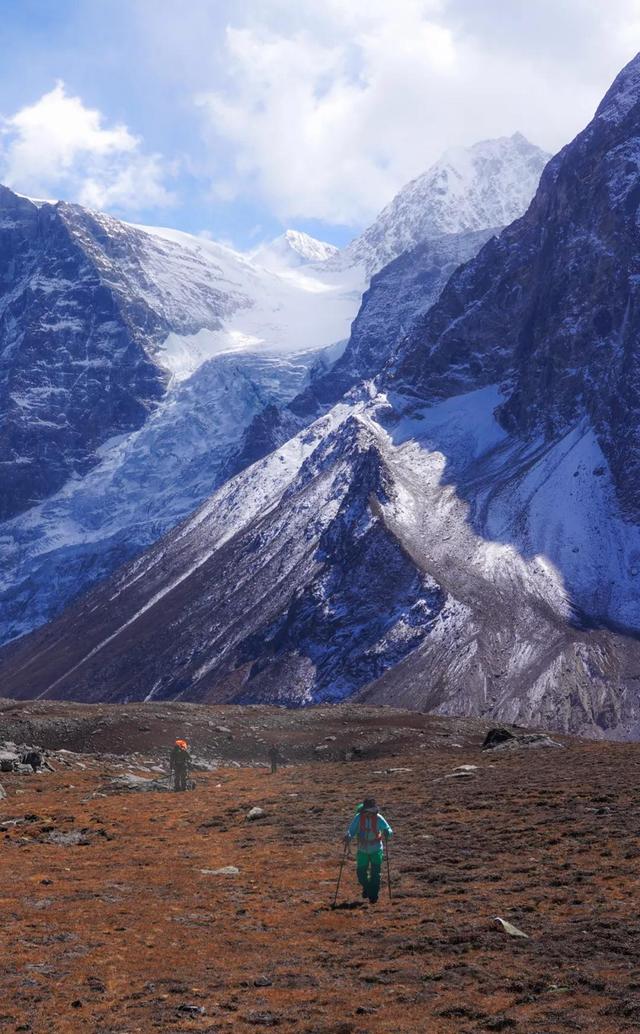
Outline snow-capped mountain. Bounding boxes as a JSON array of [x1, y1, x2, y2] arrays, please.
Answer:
[[390, 54, 640, 523], [250, 229, 339, 271], [0, 134, 547, 648], [344, 133, 549, 275], [271, 134, 549, 417], [4, 55, 640, 739]]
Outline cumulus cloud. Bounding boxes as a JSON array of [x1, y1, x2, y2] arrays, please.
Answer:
[[0, 81, 174, 212], [193, 0, 640, 226]]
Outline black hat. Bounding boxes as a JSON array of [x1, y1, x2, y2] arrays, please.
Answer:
[[362, 797, 377, 810]]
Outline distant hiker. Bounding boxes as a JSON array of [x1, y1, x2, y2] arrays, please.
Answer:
[[344, 797, 392, 904], [169, 739, 191, 792], [269, 745, 280, 774]]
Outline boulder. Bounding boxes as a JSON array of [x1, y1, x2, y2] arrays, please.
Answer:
[[101, 774, 172, 794], [483, 728, 562, 752], [482, 728, 515, 750], [15, 763, 34, 775], [246, 807, 266, 822]]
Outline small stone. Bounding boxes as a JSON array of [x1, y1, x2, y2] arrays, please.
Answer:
[[253, 976, 272, 987], [177, 1003, 205, 1015], [200, 866, 240, 876], [246, 807, 266, 822], [246, 1012, 279, 1026], [494, 916, 529, 938]]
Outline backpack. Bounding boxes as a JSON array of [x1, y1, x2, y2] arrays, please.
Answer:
[[357, 809, 382, 850], [172, 745, 189, 767]]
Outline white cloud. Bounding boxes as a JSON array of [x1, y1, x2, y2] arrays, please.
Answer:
[[193, 0, 640, 226], [0, 81, 174, 212]]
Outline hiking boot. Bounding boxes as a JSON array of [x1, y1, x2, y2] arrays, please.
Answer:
[[369, 894, 378, 904]]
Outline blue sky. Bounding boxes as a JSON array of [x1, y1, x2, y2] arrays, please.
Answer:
[[0, 1, 638, 248]]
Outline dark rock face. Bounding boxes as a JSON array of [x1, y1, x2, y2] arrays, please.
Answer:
[[290, 228, 498, 417], [391, 52, 640, 517], [0, 190, 168, 519], [227, 403, 304, 479], [0, 189, 237, 522]]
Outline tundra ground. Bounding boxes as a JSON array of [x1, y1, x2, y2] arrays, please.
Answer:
[[1, 702, 639, 1032]]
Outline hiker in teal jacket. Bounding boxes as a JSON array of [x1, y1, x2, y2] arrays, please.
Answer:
[[344, 797, 392, 904]]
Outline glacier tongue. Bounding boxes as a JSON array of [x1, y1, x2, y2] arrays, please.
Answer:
[[127, 221, 365, 380], [0, 349, 325, 645]]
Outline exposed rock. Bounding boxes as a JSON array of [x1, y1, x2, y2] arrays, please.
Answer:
[[485, 732, 563, 752], [246, 807, 266, 822], [200, 866, 240, 876], [482, 728, 516, 750], [494, 916, 530, 939], [101, 774, 172, 794], [246, 1012, 280, 1027], [47, 829, 92, 846], [177, 1003, 206, 1015]]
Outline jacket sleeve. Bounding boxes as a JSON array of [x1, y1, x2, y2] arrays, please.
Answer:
[[346, 814, 360, 839], [377, 813, 393, 838]]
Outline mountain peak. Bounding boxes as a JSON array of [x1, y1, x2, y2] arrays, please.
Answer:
[[251, 229, 339, 271], [595, 51, 640, 125], [344, 133, 550, 275]]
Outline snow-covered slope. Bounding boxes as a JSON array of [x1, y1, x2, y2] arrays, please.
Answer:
[[344, 133, 549, 275], [5, 57, 640, 738], [133, 222, 359, 380]]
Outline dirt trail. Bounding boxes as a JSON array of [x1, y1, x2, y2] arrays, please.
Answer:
[[1, 708, 640, 1032]]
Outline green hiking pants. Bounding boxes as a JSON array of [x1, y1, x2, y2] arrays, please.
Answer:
[[356, 849, 382, 902]]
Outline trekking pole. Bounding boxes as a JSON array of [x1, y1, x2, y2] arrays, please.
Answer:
[[332, 841, 349, 908], [385, 837, 393, 903]]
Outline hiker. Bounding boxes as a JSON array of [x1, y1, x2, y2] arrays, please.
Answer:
[[169, 738, 191, 792], [344, 797, 392, 904], [269, 745, 280, 774]]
